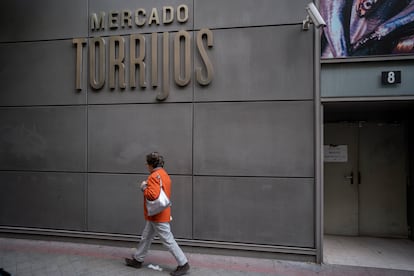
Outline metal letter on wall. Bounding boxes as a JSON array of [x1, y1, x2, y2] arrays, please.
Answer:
[[176, 4, 189, 23], [89, 37, 106, 90], [109, 36, 126, 89], [109, 11, 119, 29], [135, 9, 146, 26], [196, 28, 214, 86], [174, 30, 191, 87], [121, 10, 132, 28], [157, 32, 169, 101], [148, 8, 160, 26], [151, 33, 158, 87], [163, 6, 174, 24], [73, 38, 87, 90], [129, 34, 146, 88], [91, 12, 105, 31]]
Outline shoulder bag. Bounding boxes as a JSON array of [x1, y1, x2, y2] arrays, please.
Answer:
[[146, 174, 171, 216]]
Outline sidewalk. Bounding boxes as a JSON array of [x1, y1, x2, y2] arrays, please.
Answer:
[[0, 237, 413, 276]]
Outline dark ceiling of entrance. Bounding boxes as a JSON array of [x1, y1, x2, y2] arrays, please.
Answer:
[[323, 100, 414, 123]]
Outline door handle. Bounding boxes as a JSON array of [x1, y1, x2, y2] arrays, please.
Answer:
[[344, 172, 354, 184]]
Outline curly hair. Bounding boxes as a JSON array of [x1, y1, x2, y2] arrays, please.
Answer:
[[146, 152, 165, 168]]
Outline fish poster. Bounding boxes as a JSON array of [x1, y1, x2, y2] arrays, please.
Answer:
[[320, 0, 414, 58]]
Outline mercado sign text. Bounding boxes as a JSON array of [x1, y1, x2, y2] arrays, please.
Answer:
[[73, 4, 214, 101]]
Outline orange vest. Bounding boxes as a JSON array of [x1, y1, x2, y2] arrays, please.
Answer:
[[143, 167, 171, 222]]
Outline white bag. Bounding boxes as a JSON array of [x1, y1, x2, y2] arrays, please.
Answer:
[[146, 174, 171, 216]]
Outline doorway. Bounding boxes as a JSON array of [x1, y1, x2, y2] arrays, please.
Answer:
[[324, 121, 408, 238]]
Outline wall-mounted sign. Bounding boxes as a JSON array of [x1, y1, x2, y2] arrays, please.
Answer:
[[324, 145, 348, 162], [320, 1, 414, 59], [72, 4, 214, 101], [381, 71, 401, 85]]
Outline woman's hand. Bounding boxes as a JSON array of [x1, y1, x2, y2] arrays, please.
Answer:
[[140, 180, 148, 191]]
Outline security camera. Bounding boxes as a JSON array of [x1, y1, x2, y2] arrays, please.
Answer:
[[303, 2, 326, 30]]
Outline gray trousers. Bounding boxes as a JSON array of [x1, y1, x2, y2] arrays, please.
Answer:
[[133, 221, 188, 266]]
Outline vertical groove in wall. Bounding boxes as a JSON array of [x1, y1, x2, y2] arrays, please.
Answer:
[[191, 0, 195, 240], [84, 0, 90, 232]]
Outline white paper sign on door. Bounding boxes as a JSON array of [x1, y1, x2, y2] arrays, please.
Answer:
[[324, 145, 348, 162]]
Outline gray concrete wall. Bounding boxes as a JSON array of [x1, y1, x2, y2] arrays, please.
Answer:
[[0, 0, 315, 254]]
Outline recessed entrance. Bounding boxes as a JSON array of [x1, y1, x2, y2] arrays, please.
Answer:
[[324, 121, 407, 237], [322, 100, 414, 269]]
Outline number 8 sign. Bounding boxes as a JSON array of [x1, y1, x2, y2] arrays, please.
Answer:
[[381, 71, 401, 85]]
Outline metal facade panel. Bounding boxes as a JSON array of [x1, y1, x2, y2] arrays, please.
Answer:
[[0, 0, 87, 42], [0, 172, 86, 230], [0, 106, 87, 171], [194, 0, 308, 29], [194, 101, 314, 177], [87, 173, 192, 238], [193, 176, 314, 247], [88, 0, 194, 36], [87, 173, 145, 235], [88, 104, 192, 174], [168, 175, 193, 239], [0, 40, 87, 106], [195, 26, 313, 102], [321, 61, 414, 98]]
